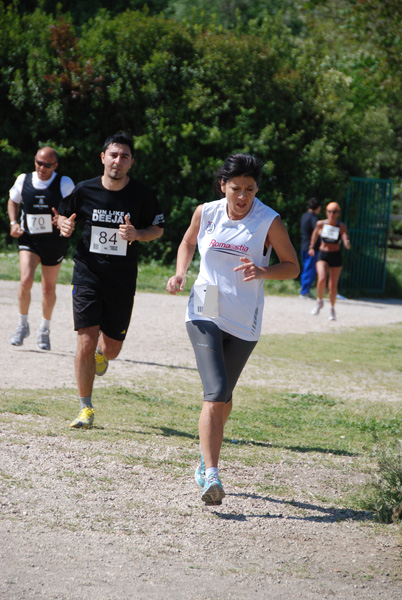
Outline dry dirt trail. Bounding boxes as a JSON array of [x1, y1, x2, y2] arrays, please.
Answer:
[[1, 281, 402, 599]]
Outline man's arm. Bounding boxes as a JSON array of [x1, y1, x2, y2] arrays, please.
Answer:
[[119, 214, 164, 244], [7, 198, 23, 238], [133, 224, 164, 242]]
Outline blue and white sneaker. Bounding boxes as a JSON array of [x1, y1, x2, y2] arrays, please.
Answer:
[[195, 449, 206, 488], [10, 323, 30, 346], [201, 473, 226, 506]]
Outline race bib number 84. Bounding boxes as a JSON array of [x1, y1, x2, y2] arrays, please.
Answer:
[[90, 226, 127, 256]]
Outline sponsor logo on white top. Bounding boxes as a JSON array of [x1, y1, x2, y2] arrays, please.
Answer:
[[209, 239, 249, 252], [206, 221, 215, 234], [33, 197, 48, 209]]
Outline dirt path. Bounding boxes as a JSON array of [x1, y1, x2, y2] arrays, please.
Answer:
[[1, 281, 402, 599], [1, 280, 401, 390]]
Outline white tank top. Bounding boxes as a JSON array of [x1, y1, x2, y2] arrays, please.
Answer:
[[186, 197, 279, 341]]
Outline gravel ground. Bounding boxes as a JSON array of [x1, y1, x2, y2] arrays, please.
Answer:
[[1, 280, 402, 599]]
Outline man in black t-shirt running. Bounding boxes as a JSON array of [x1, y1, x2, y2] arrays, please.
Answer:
[[58, 132, 165, 429]]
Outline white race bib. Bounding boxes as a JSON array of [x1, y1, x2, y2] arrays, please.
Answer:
[[89, 226, 127, 256], [194, 283, 219, 318], [26, 214, 52, 234], [322, 223, 340, 241]]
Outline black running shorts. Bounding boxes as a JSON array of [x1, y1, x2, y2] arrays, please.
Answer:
[[18, 231, 66, 266], [72, 284, 135, 341], [316, 249, 342, 268]]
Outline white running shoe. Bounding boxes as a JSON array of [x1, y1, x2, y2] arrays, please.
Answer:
[[10, 323, 30, 346], [311, 299, 324, 315], [328, 307, 336, 321], [37, 328, 50, 350]]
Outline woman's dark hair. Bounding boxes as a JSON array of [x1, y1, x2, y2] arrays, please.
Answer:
[[215, 153, 263, 196], [103, 131, 134, 156]]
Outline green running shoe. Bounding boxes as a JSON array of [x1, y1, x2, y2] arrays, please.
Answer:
[[70, 407, 94, 429], [95, 349, 109, 376]]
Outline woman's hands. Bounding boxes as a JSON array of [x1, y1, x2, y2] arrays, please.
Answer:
[[166, 275, 186, 294]]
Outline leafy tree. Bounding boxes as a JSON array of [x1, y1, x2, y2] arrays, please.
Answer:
[[0, 1, 399, 261]]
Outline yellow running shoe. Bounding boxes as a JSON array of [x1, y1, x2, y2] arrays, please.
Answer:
[[95, 349, 109, 376], [70, 407, 94, 429]]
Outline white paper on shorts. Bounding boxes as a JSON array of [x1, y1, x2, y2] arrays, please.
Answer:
[[193, 283, 219, 318]]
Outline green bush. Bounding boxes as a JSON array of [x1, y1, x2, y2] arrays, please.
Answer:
[[0, 3, 399, 264], [360, 441, 402, 524]]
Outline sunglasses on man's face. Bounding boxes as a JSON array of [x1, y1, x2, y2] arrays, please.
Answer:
[[36, 159, 56, 168], [327, 210, 339, 214]]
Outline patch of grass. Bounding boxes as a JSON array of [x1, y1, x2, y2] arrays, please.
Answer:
[[136, 260, 198, 293], [6, 399, 48, 416], [358, 441, 402, 524], [0, 252, 74, 286], [225, 390, 402, 456], [1, 382, 401, 460], [386, 248, 402, 298], [2, 246, 402, 297], [0, 251, 308, 296], [257, 324, 402, 373]]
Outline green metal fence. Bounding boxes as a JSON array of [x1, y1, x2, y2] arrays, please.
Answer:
[[340, 177, 393, 293]]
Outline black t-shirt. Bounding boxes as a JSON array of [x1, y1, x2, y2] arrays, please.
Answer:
[[58, 176, 165, 289], [300, 211, 319, 252]]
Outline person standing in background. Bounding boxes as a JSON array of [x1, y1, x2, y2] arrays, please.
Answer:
[[299, 197, 321, 299], [8, 146, 74, 350]]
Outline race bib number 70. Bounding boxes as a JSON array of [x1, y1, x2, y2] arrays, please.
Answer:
[[26, 214, 52, 234], [89, 226, 127, 256]]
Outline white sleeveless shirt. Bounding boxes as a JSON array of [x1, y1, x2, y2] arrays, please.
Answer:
[[186, 197, 279, 341]]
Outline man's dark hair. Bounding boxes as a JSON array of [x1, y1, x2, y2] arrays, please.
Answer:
[[308, 197, 321, 210], [103, 132, 134, 156]]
